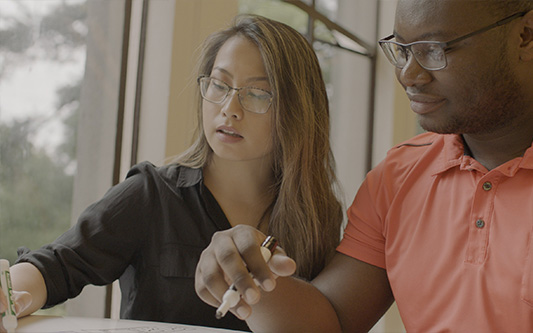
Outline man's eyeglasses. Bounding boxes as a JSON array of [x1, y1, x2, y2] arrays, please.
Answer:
[[197, 76, 273, 114], [378, 11, 527, 71]]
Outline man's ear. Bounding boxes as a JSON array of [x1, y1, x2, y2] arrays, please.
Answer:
[[519, 10, 533, 61]]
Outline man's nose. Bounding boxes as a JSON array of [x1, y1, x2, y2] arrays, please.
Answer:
[[397, 53, 433, 88]]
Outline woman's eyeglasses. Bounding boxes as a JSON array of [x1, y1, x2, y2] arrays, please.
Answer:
[[197, 76, 273, 114]]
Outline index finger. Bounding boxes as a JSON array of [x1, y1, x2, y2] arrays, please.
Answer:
[[195, 226, 263, 306], [215, 227, 272, 303]]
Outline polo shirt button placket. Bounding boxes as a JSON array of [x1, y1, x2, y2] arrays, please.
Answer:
[[478, 182, 492, 230], [482, 181, 492, 191]]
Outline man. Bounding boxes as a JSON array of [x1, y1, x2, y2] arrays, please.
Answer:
[[195, 0, 533, 331]]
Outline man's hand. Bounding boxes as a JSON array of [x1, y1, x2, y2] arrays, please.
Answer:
[[195, 225, 296, 319]]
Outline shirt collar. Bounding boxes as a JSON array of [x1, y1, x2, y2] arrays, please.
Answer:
[[431, 134, 466, 175], [520, 143, 533, 169], [434, 134, 533, 175], [176, 166, 203, 187]]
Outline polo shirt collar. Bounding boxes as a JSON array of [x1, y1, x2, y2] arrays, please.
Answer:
[[435, 134, 533, 175], [432, 134, 466, 174], [520, 142, 533, 169]]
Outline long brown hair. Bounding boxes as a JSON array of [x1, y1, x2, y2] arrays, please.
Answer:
[[177, 14, 343, 280]]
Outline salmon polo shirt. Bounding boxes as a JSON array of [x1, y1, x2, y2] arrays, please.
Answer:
[[337, 132, 533, 332]]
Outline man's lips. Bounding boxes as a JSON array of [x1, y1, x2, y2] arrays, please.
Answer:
[[406, 93, 446, 115]]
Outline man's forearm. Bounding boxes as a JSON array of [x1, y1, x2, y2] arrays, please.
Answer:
[[247, 276, 342, 332]]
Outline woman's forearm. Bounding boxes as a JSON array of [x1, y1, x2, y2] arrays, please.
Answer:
[[11, 262, 47, 317]]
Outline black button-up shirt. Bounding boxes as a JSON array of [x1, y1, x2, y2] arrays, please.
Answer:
[[17, 162, 249, 331]]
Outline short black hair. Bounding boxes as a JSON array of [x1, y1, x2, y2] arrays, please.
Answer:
[[487, 0, 533, 17]]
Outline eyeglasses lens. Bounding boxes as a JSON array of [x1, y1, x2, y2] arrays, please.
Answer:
[[199, 78, 228, 103], [199, 77, 271, 114], [382, 42, 446, 70], [239, 88, 271, 114], [411, 43, 446, 70]]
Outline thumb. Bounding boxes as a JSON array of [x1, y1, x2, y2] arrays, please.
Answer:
[[12, 290, 32, 316], [268, 249, 297, 277]]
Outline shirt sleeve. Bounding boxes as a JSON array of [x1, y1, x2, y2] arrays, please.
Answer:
[[337, 162, 387, 269], [16, 162, 156, 308]]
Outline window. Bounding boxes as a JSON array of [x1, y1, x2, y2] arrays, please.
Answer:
[[0, 0, 86, 266], [0, 0, 127, 317]]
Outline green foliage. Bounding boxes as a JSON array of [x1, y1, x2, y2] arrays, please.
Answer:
[[39, 1, 87, 61], [0, 0, 87, 78], [0, 20, 32, 53], [0, 119, 74, 264], [0, 0, 86, 265]]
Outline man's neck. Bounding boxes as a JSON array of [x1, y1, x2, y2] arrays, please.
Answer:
[[462, 126, 533, 170]]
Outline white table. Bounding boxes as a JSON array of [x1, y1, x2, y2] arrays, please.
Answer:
[[16, 315, 244, 332]]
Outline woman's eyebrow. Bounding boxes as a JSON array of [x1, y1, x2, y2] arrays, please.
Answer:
[[212, 66, 232, 78], [246, 76, 269, 84], [212, 67, 269, 84]]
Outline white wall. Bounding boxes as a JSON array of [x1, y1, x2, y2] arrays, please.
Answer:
[[330, 0, 378, 212]]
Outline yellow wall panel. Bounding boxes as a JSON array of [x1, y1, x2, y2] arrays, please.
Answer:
[[166, 0, 238, 158]]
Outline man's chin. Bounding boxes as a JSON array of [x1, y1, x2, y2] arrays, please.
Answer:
[[417, 122, 457, 135]]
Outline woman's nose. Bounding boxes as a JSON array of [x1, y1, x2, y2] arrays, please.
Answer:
[[221, 89, 243, 119]]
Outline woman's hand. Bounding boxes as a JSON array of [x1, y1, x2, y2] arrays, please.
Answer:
[[1, 261, 47, 332], [195, 225, 296, 319], [1, 288, 32, 316], [1, 287, 32, 332]]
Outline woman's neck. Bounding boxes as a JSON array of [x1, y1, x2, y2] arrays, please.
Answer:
[[203, 155, 276, 230]]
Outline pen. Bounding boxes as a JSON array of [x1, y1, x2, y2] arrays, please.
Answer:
[[0, 259, 17, 333], [215, 236, 278, 319]]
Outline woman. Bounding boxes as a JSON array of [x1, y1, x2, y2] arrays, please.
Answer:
[[0, 14, 343, 331]]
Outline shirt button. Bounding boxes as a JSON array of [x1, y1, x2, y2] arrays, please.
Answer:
[[482, 182, 492, 191], [476, 219, 485, 228]]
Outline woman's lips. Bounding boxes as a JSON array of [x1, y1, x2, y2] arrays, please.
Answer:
[[216, 126, 243, 143]]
